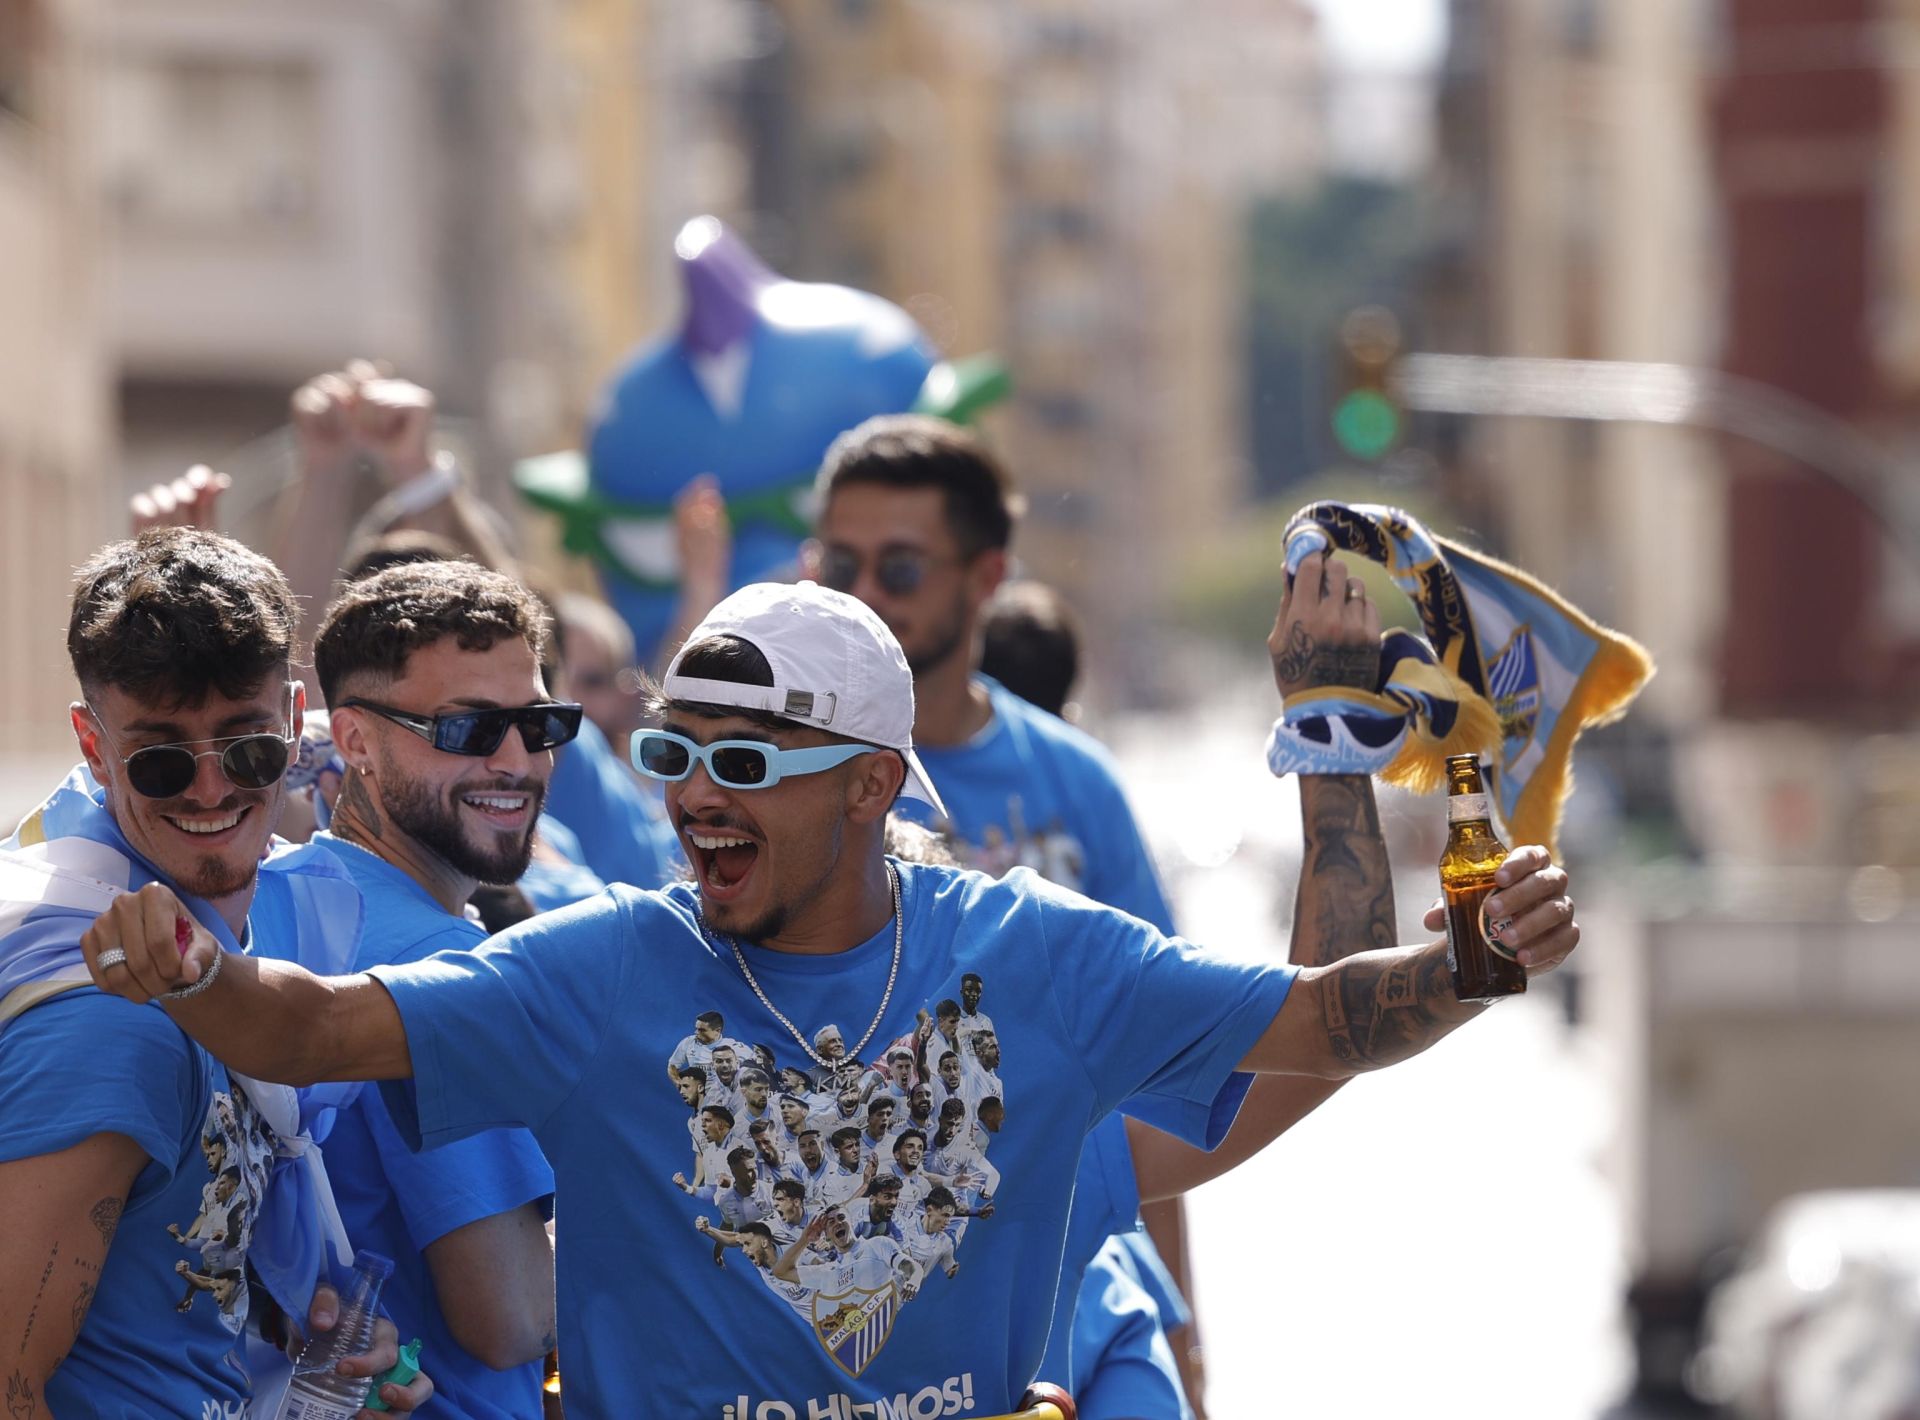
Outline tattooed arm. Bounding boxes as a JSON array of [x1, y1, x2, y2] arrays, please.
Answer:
[[0, 1133, 142, 1413], [1243, 845, 1578, 1079], [1127, 557, 1399, 1199]]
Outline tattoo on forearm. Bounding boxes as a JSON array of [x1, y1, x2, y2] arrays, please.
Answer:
[[334, 770, 385, 842], [69, 1282, 95, 1340], [87, 1198, 121, 1246], [17, 1246, 55, 1356], [1321, 946, 1470, 1070], [5, 1369, 35, 1419], [1292, 777, 1397, 967]]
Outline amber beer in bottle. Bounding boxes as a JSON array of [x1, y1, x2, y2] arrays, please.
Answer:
[[1440, 754, 1526, 1001]]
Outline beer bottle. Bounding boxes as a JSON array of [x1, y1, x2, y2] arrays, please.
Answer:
[[1440, 754, 1526, 1001]]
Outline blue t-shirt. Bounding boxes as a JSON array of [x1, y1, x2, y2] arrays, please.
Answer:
[[368, 862, 1292, 1418], [521, 813, 610, 913], [545, 717, 683, 890], [0, 991, 277, 1419], [303, 835, 555, 1420], [1071, 1237, 1193, 1420], [896, 677, 1176, 934]]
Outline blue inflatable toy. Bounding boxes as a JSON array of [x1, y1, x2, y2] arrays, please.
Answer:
[[516, 216, 1009, 662]]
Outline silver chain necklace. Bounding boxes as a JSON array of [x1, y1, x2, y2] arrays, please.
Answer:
[[699, 863, 903, 1070]]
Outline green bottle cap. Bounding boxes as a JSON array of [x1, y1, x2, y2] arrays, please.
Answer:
[[364, 1338, 423, 1412]]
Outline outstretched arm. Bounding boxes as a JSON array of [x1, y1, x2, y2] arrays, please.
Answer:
[[79, 882, 412, 1086]]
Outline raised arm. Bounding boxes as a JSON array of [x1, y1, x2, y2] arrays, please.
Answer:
[[78, 882, 413, 1086], [1128, 557, 1398, 1201]]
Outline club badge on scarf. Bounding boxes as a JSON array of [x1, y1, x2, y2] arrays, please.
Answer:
[[1270, 501, 1654, 855]]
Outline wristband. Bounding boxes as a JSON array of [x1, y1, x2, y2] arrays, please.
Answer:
[[162, 946, 224, 1002]]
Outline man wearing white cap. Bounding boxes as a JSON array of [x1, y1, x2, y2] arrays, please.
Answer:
[[76, 579, 1582, 1417]]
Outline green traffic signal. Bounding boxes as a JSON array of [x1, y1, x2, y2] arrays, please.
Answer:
[[1332, 388, 1401, 460]]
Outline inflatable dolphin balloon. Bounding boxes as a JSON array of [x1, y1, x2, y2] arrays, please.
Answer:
[[517, 216, 1009, 663]]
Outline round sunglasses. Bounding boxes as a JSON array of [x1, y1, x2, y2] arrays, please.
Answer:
[[630, 729, 875, 790], [89, 719, 297, 801], [338, 698, 584, 756], [810, 543, 959, 598]]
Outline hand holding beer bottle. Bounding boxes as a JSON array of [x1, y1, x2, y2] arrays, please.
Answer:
[[1439, 754, 1527, 1001]]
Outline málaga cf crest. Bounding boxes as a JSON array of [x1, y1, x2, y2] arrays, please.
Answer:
[[813, 1283, 898, 1379], [1486, 625, 1543, 757]]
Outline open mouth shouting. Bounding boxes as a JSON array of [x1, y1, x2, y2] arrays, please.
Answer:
[[683, 821, 762, 902]]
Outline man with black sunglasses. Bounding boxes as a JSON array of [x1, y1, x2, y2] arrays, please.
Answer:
[[77, 578, 1581, 1418], [303, 559, 576, 1420], [0, 528, 431, 1416]]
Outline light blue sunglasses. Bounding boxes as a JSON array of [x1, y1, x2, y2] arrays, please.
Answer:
[[630, 729, 876, 790]]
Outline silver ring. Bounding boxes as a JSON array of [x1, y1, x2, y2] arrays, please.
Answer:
[[95, 947, 129, 971]]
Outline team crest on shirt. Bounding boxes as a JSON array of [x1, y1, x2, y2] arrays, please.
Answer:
[[814, 1282, 898, 1379], [1486, 625, 1542, 757], [666, 973, 1007, 1375]]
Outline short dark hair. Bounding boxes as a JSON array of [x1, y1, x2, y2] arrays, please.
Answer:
[[924, 1185, 957, 1212], [962, 973, 982, 989], [314, 560, 549, 708], [936, 999, 960, 1022], [679, 1064, 708, 1085], [829, 1126, 862, 1150], [979, 581, 1081, 718], [816, 415, 1022, 556], [867, 1174, 902, 1196], [68, 529, 297, 706], [695, 1010, 724, 1030], [867, 1098, 894, 1118], [773, 1179, 805, 1200], [727, 1145, 754, 1167], [893, 1128, 926, 1153], [701, 1105, 735, 1127]]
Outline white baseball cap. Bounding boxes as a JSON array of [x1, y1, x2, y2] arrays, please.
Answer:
[[663, 580, 947, 817]]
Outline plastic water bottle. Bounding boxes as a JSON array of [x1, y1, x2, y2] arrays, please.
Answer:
[[276, 1251, 394, 1420]]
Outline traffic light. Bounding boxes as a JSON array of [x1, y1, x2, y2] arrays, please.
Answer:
[[1331, 305, 1403, 461]]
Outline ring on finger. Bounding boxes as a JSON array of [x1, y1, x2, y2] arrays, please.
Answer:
[[95, 947, 129, 971], [1345, 582, 1364, 599]]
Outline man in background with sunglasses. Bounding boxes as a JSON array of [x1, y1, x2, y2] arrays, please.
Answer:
[[0, 528, 430, 1416], [76, 577, 1581, 1417], [805, 414, 1220, 1409], [303, 559, 579, 1420]]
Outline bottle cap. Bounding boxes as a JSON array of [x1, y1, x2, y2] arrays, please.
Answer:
[[364, 1338, 423, 1412]]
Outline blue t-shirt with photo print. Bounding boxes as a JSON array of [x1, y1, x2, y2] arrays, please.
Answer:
[[0, 991, 273, 1420], [297, 835, 554, 1420], [368, 860, 1292, 1419]]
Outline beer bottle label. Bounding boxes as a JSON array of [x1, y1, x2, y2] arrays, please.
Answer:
[[1478, 896, 1519, 962], [1446, 792, 1490, 823]]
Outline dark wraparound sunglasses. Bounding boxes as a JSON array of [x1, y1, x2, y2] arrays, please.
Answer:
[[339, 698, 584, 756]]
